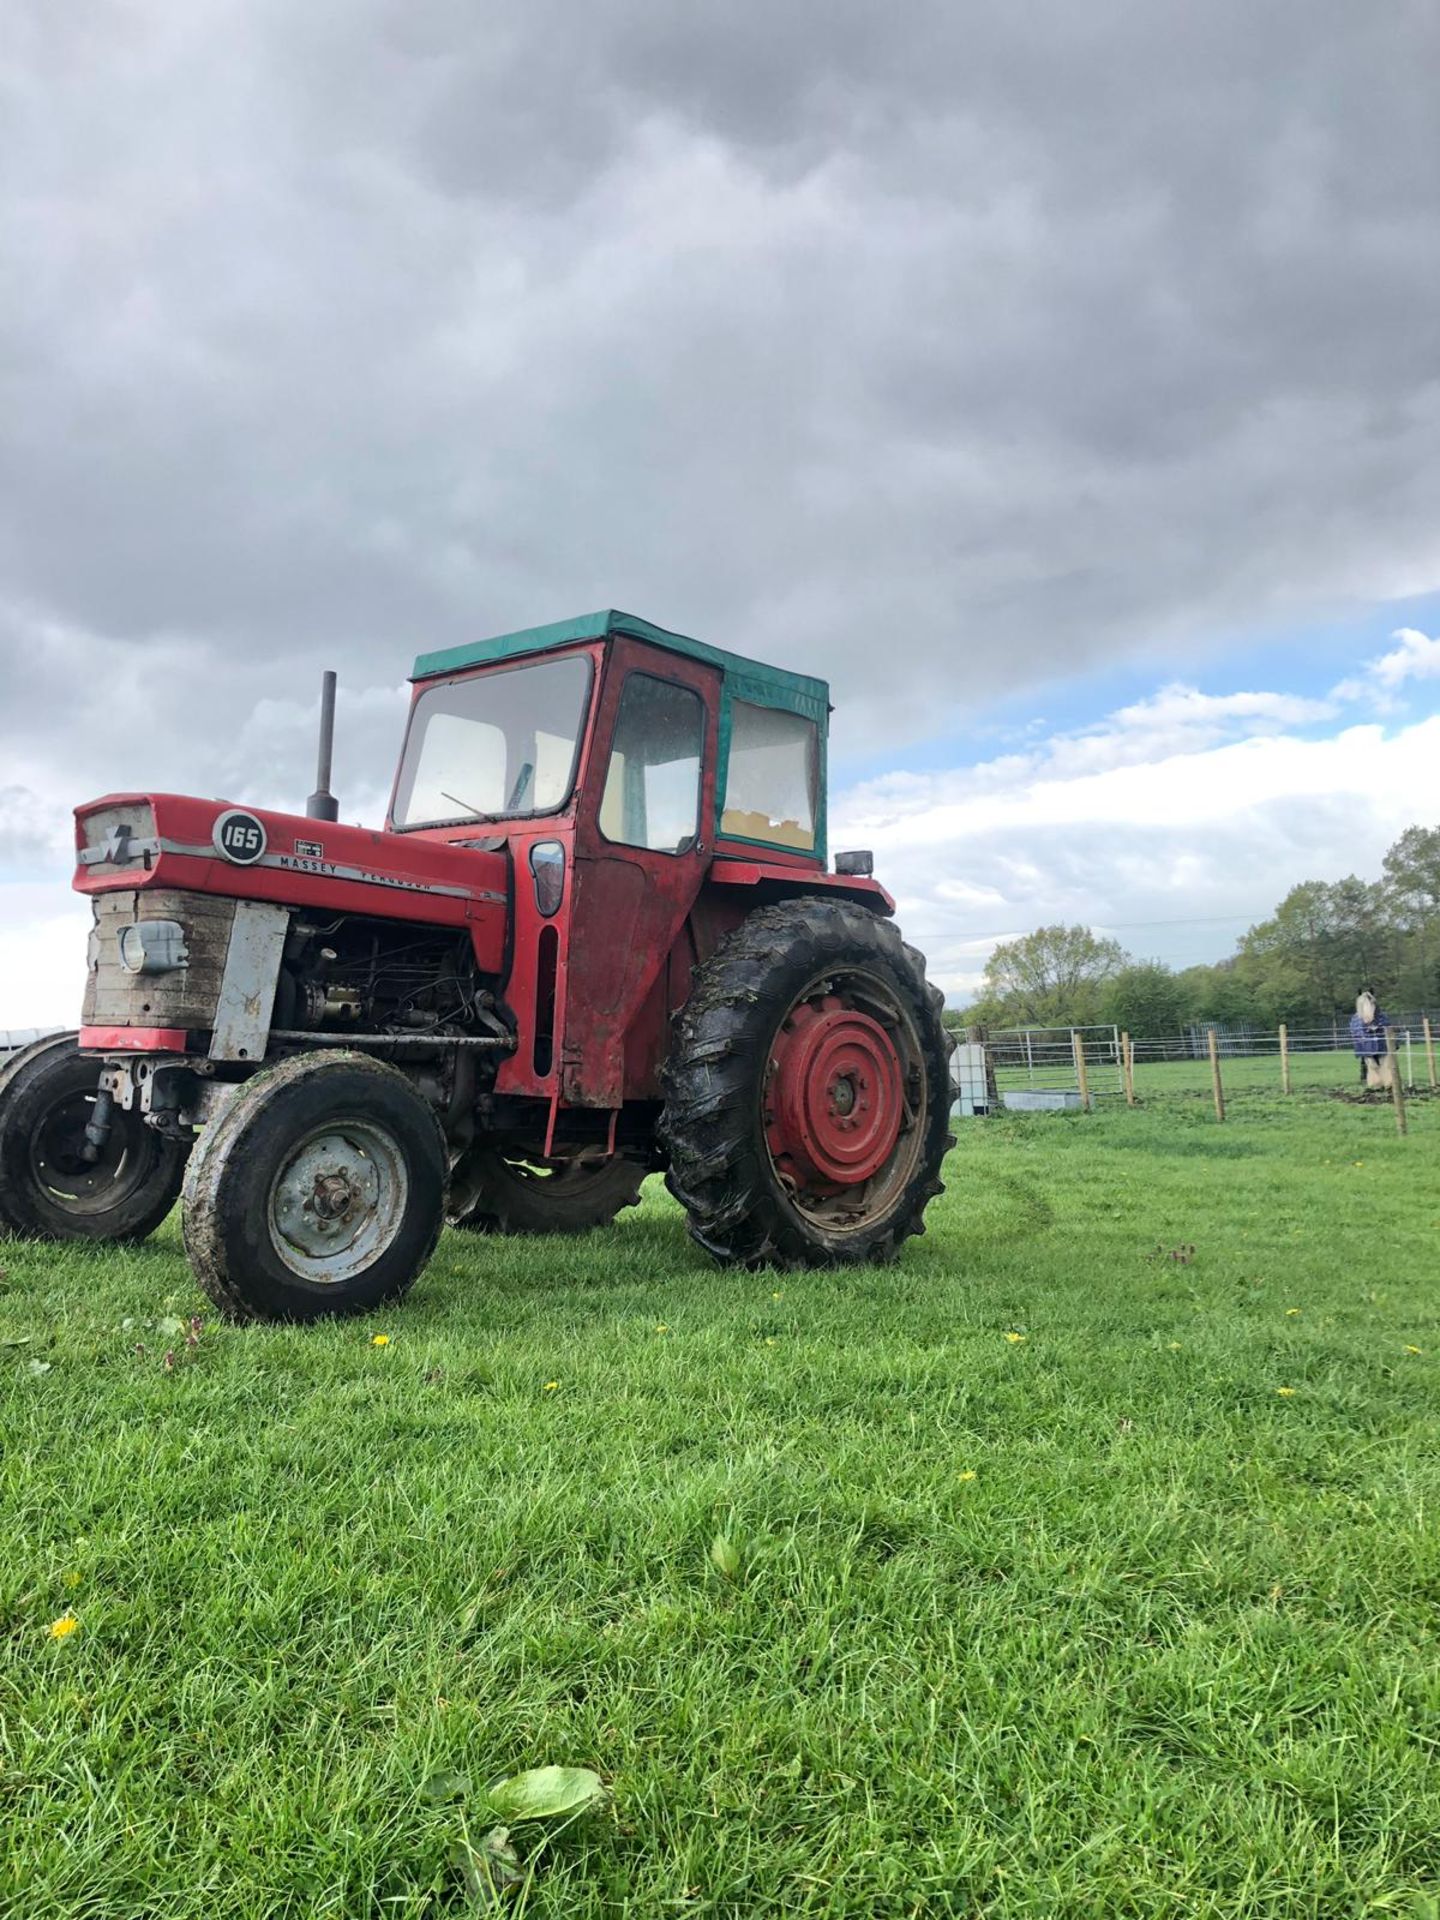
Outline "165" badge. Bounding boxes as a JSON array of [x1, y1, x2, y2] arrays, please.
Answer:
[[212, 809, 268, 865]]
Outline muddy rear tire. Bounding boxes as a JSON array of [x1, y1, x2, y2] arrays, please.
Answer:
[[659, 899, 953, 1268], [182, 1051, 447, 1322], [448, 1148, 645, 1234], [0, 1032, 186, 1243]]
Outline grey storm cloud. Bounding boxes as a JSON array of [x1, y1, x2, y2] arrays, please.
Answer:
[[1, 0, 1438, 832]]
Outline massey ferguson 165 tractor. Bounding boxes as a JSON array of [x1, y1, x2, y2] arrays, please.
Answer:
[[0, 611, 953, 1320]]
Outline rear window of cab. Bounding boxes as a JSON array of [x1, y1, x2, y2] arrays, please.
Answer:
[[720, 701, 819, 851]]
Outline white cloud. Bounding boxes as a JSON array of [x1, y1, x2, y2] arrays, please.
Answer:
[[1365, 627, 1440, 691], [834, 694, 1440, 1002], [1103, 682, 1335, 739], [1333, 627, 1440, 705]]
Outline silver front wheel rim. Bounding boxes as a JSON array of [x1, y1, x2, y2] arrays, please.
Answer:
[[267, 1120, 409, 1284]]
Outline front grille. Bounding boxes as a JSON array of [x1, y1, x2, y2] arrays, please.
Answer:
[[83, 890, 237, 1031], [77, 803, 159, 876]]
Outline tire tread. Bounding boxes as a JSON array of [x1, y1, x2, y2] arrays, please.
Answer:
[[659, 899, 954, 1269]]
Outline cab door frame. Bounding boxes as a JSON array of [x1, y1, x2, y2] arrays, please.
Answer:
[[560, 636, 720, 1110]]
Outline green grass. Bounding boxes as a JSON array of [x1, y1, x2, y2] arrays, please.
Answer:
[[4, 1092, 1440, 1918]]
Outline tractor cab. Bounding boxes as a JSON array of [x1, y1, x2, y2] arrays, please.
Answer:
[[392, 609, 829, 862], [389, 611, 851, 1113]]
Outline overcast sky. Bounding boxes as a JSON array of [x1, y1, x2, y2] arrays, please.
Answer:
[[3, 0, 1439, 1021]]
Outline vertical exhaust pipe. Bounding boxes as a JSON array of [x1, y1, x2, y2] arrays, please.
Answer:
[[306, 669, 340, 821]]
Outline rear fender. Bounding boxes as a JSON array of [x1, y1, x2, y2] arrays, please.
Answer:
[[702, 861, 895, 916], [621, 870, 894, 1100]]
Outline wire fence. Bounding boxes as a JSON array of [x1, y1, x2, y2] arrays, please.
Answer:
[[972, 1019, 1440, 1112]]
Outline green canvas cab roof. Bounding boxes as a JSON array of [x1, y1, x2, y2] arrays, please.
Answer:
[[411, 609, 830, 726]]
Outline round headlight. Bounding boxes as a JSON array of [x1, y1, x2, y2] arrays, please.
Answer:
[[119, 921, 189, 974]]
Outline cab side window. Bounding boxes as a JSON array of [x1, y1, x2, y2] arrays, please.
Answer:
[[599, 674, 705, 854], [721, 701, 818, 850]]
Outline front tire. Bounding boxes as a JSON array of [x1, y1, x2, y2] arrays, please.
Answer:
[[660, 899, 954, 1269], [0, 1033, 186, 1243], [182, 1052, 447, 1322], [447, 1148, 645, 1235]]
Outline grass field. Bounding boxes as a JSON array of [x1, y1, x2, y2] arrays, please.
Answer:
[[3, 1091, 1439, 1918]]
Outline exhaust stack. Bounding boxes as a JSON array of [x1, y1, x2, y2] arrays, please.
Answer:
[[306, 669, 340, 822]]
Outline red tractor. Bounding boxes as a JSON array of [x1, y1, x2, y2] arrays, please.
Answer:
[[0, 611, 953, 1319]]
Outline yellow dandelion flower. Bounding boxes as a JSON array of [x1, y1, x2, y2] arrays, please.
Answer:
[[48, 1614, 79, 1640], [1004, 1331, 1027, 1344], [1285, 1307, 1301, 1317], [1405, 1345, 1423, 1355], [655, 1324, 670, 1334], [1167, 1341, 1182, 1351], [764, 1337, 777, 1347], [958, 1470, 977, 1482], [1276, 1386, 1296, 1397], [371, 1333, 391, 1347], [771, 1291, 783, 1300], [543, 1380, 559, 1391]]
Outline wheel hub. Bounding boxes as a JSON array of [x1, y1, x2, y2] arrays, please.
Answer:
[[765, 995, 906, 1190], [312, 1171, 357, 1221], [271, 1131, 391, 1266]]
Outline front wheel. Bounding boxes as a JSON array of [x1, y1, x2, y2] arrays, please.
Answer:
[[660, 899, 954, 1268], [182, 1052, 447, 1322], [0, 1033, 186, 1243]]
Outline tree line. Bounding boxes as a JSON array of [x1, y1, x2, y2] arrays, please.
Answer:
[[949, 824, 1440, 1037]]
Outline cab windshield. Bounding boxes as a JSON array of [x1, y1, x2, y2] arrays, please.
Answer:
[[392, 655, 592, 829]]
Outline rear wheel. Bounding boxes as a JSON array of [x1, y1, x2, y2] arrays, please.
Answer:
[[660, 899, 954, 1268], [182, 1052, 447, 1322], [447, 1148, 645, 1234], [0, 1033, 185, 1243]]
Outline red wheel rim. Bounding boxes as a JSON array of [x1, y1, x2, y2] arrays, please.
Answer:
[[765, 992, 909, 1193]]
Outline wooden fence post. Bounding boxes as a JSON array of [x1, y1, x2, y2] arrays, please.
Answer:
[[1207, 1028, 1226, 1122], [1425, 1016, 1437, 1092], [1121, 1031, 1136, 1107], [1387, 1027, 1407, 1136], [1279, 1022, 1290, 1095], [1072, 1030, 1092, 1112]]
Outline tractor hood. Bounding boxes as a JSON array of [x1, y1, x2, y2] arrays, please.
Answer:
[[73, 793, 510, 970]]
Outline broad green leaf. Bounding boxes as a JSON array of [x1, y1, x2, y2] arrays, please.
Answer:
[[420, 1769, 471, 1805], [484, 1765, 606, 1823], [710, 1532, 743, 1580], [26, 1359, 52, 1376], [156, 1315, 186, 1339], [1, 1335, 31, 1348]]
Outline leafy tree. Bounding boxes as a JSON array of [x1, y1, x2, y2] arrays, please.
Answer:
[[1179, 961, 1262, 1029], [1240, 877, 1396, 1021], [1101, 962, 1188, 1038], [963, 821, 1440, 1040], [1382, 825, 1440, 1005], [1382, 825, 1440, 922], [981, 924, 1129, 1026]]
